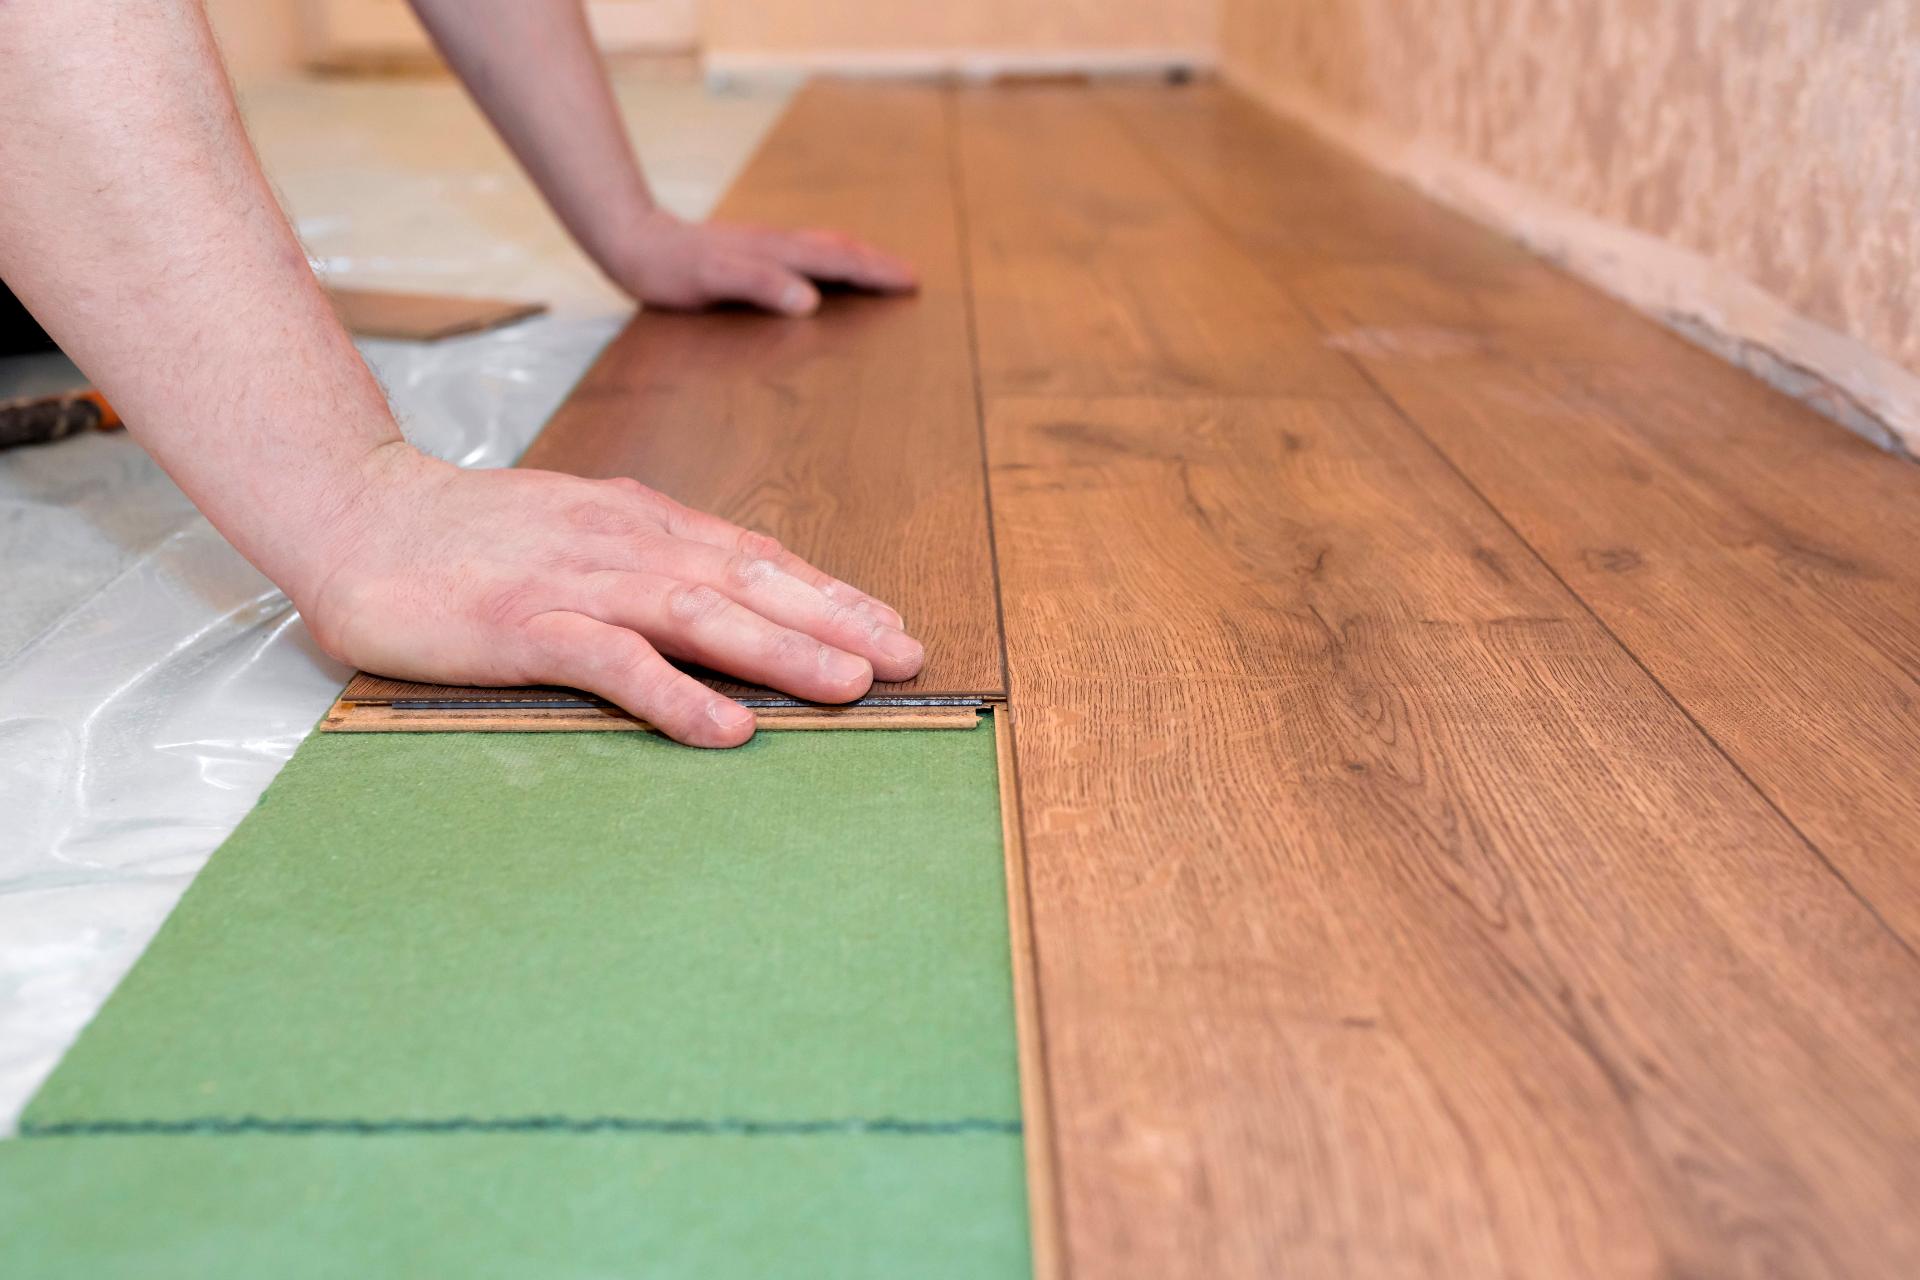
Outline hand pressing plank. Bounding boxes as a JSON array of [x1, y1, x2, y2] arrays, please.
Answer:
[[407, 0, 917, 317], [607, 210, 918, 317], [309, 449, 924, 747]]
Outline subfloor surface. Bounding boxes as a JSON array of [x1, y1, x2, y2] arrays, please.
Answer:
[[5, 727, 1026, 1277]]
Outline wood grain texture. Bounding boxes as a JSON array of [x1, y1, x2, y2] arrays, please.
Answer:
[[324, 287, 546, 341], [344, 81, 1004, 709], [958, 85, 1920, 1278], [953, 87, 1369, 401], [1104, 83, 1920, 946], [984, 395, 1920, 1279]]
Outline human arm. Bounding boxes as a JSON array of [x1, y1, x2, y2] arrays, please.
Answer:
[[406, 0, 917, 314], [0, 0, 923, 747]]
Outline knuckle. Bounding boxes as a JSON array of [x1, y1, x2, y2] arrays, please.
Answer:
[[664, 582, 729, 626], [723, 553, 779, 592], [626, 526, 670, 561], [823, 599, 873, 637], [546, 546, 605, 577], [655, 500, 698, 538], [736, 529, 784, 559], [563, 499, 642, 539]]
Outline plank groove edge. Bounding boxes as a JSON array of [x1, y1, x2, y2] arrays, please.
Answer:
[[995, 705, 1065, 1280]]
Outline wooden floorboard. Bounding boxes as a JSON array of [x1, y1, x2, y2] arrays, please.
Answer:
[[352, 82, 1004, 706], [959, 85, 1920, 1277], [953, 87, 1368, 401], [1103, 83, 1920, 945]]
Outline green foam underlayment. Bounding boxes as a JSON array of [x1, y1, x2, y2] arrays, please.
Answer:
[[2, 723, 1027, 1278]]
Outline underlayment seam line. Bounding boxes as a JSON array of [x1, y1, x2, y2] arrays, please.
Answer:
[[19, 1115, 1024, 1139]]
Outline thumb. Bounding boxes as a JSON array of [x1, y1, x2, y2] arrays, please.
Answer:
[[699, 252, 820, 316]]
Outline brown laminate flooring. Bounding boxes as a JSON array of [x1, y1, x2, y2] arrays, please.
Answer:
[[353, 81, 1920, 1278]]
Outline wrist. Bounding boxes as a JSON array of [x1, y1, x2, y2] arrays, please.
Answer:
[[593, 205, 680, 296], [285, 437, 450, 622]]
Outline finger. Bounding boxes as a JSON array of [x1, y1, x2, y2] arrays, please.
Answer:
[[525, 610, 754, 748], [595, 535, 923, 683], [697, 251, 820, 316], [586, 573, 876, 705], [761, 229, 918, 293], [656, 504, 907, 631], [695, 548, 923, 682]]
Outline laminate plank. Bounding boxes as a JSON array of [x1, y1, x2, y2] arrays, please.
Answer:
[[1104, 83, 1920, 942], [984, 394, 1920, 1279], [352, 81, 1003, 705], [953, 87, 1368, 400], [959, 86, 1920, 1277], [1097, 86, 1536, 285], [1092, 87, 1686, 370]]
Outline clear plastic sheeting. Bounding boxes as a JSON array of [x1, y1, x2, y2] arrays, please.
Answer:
[[0, 73, 789, 1127]]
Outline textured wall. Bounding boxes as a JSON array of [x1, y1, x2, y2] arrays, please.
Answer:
[[1222, 0, 1920, 444], [704, 0, 1215, 57]]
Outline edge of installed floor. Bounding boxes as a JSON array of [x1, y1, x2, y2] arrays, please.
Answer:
[[1218, 72, 1920, 462]]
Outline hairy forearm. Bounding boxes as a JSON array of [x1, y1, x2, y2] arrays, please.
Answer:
[[407, 0, 656, 279], [0, 0, 403, 606]]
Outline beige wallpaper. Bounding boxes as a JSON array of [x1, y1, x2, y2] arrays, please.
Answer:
[[1222, 0, 1920, 447], [704, 0, 1215, 57]]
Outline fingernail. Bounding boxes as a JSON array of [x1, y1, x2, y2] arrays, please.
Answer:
[[822, 648, 871, 685], [782, 282, 819, 314], [707, 701, 753, 734], [877, 627, 924, 666]]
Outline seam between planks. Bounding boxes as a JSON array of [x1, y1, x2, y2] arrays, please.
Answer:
[[1096, 89, 1920, 967], [1345, 352, 1920, 966], [944, 87, 1017, 707], [947, 86, 1070, 1280]]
